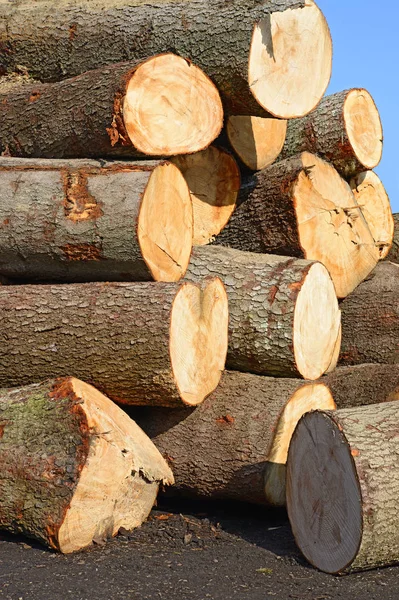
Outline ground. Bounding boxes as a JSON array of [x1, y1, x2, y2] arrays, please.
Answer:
[[1, 499, 399, 600]]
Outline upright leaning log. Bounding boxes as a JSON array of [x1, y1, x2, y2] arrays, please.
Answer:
[[0, 158, 193, 283], [0, 280, 229, 407], [287, 402, 399, 573], [0, 0, 332, 119], [213, 152, 381, 298], [0, 55, 223, 158], [0, 378, 173, 553]]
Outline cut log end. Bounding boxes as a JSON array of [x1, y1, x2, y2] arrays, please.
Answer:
[[56, 378, 174, 554], [287, 411, 362, 574], [294, 152, 380, 298], [172, 147, 240, 245], [138, 162, 193, 282], [350, 171, 394, 260], [123, 54, 223, 156], [264, 383, 336, 506], [226, 116, 287, 171], [293, 262, 341, 380], [344, 89, 383, 170], [170, 277, 228, 406], [248, 2, 332, 118]]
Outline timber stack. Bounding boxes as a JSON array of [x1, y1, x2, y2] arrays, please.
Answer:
[[0, 0, 398, 574]]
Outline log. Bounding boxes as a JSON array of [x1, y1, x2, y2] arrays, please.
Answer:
[[0, 0, 332, 119], [287, 402, 399, 573], [226, 116, 287, 171], [213, 152, 381, 298], [0, 377, 173, 553], [386, 213, 399, 263], [0, 157, 193, 283], [279, 89, 383, 178], [350, 171, 394, 260], [339, 262, 399, 366], [132, 370, 337, 506], [185, 246, 341, 380], [171, 147, 240, 246], [0, 279, 228, 407], [0, 54, 223, 158]]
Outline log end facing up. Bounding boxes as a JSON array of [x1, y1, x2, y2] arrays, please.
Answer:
[[170, 277, 229, 406], [344, 89, 383, 172], [248, 2, 332, 118], [123, 54, 223, 156], [286, 410, 362, 574], [138, 162, 193, 282]]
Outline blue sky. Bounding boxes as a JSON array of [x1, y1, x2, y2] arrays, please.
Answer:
[[316, 0, 398, 213]]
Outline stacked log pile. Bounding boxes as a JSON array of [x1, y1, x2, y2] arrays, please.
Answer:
[[0, 0, 398, 573]]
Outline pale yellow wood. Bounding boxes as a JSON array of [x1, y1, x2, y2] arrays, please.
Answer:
[[123, 54, 223, 155], [351, 171, 394, 260], [248, 1, 332, 118], [138, 162, 193, 282], [294, 152, 380, 298], [57, 379, 174, 553], [170, 277, 229, 406], [344, 90, 383, 170], [227, 116, 287, 170], [172, 147, 240, 245]]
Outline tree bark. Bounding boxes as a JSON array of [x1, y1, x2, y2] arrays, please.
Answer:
[[386, 213, 399, 263], [226, 116, 287, 171], [212, 152, 380, 298], [0, 377, 173, 553], [0, 279, 228, 407], [132, 370, 337, 506], [171, 147, 240, 246], [279, 89, 383, 178], [287, 402, 399, 573], [350, 171, 394, 260], [0, 0, 332, 119], [0, 55, 223, 158], [339, 262, 399, 366], [0, 157, 193, 283], [185, 246, 341, 380]]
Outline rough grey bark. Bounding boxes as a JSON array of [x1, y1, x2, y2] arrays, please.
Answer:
[[387, 213, 399, 263], [0, 59, 173, 158], [0, 0, 308, 117], [339, 262, 399, 366], [279, 90, 380, 178], [132, 371, 318, 505], [185, 246, 338, 378], [0, 281, 202, 407], [287, 403, 399, 573], [0, 157, 189, 282]]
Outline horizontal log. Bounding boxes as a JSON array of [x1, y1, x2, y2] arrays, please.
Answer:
[[185, 246, 341, 380], [339, 262, 399, 366], [0, 157, 192, 283], [171, 147, 240, 245], [0, 0, 332, 119], [386, 213, 399, 263], [279, 89, 383, 178], [213, 152, 381, 298], [287, 401, 399, 573], [0, 54, 223, 158], [0, 279, 228, 407], [0, 377, 173, 553]]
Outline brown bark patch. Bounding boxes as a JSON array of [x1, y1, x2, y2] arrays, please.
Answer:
[[61, 243, 103, 261], [28, 91, 41, 102], [216, 414, 235, 425], [106, 93, 131, 148], [69, 23, 78, 40], [61, 170, 103, 222]]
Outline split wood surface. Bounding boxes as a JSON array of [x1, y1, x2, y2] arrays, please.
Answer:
[[287, 401, 399, 573], [0, 0, 332, 119], [339, 262, 399, 366], [0, 54, 223, 158], [0, 158, 193, 283], [213, 152, 382, 298], [0, 377, 173, 553], [185, 246, 341, 380], [279, 89, 383, 178], [0, 279, 228, 407]]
